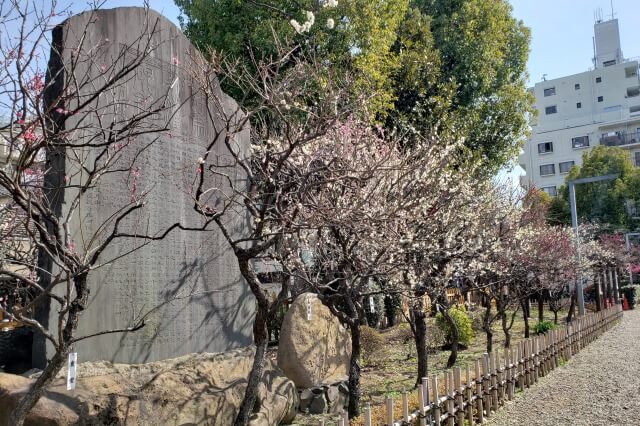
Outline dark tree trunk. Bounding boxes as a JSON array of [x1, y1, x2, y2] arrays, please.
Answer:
[[566, 292, 576, 323], [521, 299, 530, 338], [8, 350, 67, 425], [442, 308, 459, 368], [234, 260, 271, 426], [553, 310, 559, 324], [538, 292, 544, 322], [348, 322, 362, 418], [595, 277, 602, 312], [485, 328, 493, 353], [501, 311, 511, 348], [234, 303, 269, 426], [411, 300, 428, 385], [10, 273, 90, 425], [482, 294, 493, 353]]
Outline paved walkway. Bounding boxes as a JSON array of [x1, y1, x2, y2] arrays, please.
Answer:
[[488, 308, 640, 426]]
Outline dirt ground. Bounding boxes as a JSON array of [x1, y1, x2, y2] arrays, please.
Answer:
[[291, 306, 568, 425]]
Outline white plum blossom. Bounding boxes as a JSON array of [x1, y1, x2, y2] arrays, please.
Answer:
[[323, 0, 338, 7], [326, 18, 335, 29], [290, 11, 315, 34]]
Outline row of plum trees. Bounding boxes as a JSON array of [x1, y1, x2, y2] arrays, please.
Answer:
[[0, 2, 636, 426]]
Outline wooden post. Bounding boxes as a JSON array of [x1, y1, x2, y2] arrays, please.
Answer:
[[432, 375, 441, 426], [482, 353, 492, 417], [465, 364, 474, 425], [364, 403, 372, 426], [492, 351, 500, 407], [474, 359, 484, 424], [403, 390, 409, 423], [417, 384, 426, 426], [386, 396, 394, 426], [454, 367, 464, 425], [446, 371, 455, 426], [517, 344, 525, 392]]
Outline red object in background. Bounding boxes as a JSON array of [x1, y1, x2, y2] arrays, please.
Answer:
[[623, 296, 630, 311]]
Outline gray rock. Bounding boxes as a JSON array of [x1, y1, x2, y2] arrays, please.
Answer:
[[309, 394, 328, 414]]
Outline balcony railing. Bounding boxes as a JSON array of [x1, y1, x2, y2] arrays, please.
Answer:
[[600, 132, 640, 147]]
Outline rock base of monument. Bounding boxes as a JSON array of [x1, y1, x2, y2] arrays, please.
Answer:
[[0, 347, 298, 425], [299, 379, 349, 415]]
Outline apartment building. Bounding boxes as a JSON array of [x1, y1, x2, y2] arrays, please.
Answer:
[[519, 18, 640, 196]]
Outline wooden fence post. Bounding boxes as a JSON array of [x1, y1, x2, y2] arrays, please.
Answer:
[[474, 359, 484, 424], [446, 371, 455, 426], [386, 396, 394, 426], [454, 367, 464, 425], [482, 353, 492, 417], [364, 403, 372, 426], [402, 390, 409, 423], [417, 384, 426, 426], [432, 375, 441, 426], [465, 364, 474, 425]]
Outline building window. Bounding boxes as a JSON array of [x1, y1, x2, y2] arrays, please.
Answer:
[[572, 135, 590, 148], [625, 66, 638, 78], [596, 77, 602, 83], [597, 96, 604, 102], [542, 186, 558, 196], [540, 164, 555, 176], [627, 87, 640, 98], [538, 142, 553, 154], [603, 60, 617, 67], [544, 87, 556, 97], [559, 161, 575, 174], [545, 105, 557, 115], [631, 105, 640, 114], [575, 83, 581, 90], [577, 102, 582, 109]]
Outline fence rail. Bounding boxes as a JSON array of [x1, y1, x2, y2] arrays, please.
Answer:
[[348, 304, 623, 426]]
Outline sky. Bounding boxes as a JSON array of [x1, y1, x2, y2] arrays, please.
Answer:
[[52, 0, 640, 183]]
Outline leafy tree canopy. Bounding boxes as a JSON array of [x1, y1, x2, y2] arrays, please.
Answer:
[[549, 146, 640, 230], [176, 0, 533, 174]]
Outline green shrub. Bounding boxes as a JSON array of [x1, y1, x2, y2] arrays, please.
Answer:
[[620, 286, 638, 309], [533, 320, 558, 335], [435, 306, 473, 347]]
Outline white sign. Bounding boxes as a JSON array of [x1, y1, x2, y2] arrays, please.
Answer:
[[67, 352, 77, 391], [369, 296, 375, 313], [306, 297, 312, 321]]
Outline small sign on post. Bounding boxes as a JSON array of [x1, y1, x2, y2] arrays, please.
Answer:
[[306, 297, 312, 321], [67, 352, 77, 391], [369, 296, 375, 313]]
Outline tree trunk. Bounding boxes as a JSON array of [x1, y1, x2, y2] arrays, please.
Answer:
[[442, 308, 459, 368], [553, 310, 558, 324], [521, 299, 530, 338], [411, 300, 428, 385], [10, 273, 90, 425], [566, 292, 576, 323], [485, 328, 493, 353], [347, 322, 362, 418], [501, 311, 511, 348], [8, 349, 66, 425], [234, 303, 269, 426], [537, 293, 544, 322], [595, 276, 602, 312]]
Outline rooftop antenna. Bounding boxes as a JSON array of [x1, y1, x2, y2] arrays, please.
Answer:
[[610, 0, 616, 20], [542, 74, 547, 81], [595, 8, 603, 23]]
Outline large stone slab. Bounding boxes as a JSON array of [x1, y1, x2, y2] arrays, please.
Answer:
[[0, 348, 298, 425], [277, 293, 351, 388], [35, 7, 253, 365]]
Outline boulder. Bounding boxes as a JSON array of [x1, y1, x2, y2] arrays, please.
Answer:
[[278, 293, 351, 388], [0, 347, 298, 425]]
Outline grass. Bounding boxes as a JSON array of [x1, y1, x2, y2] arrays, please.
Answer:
[[291, 306, 568, 425]]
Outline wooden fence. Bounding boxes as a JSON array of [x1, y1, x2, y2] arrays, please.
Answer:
[[328, 304, 623, 426]]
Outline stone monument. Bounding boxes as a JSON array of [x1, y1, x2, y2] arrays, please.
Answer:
[[35, 7, 254, 365]]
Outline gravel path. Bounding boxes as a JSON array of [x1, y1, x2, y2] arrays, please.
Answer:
[[488, 309, 640, 426]]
